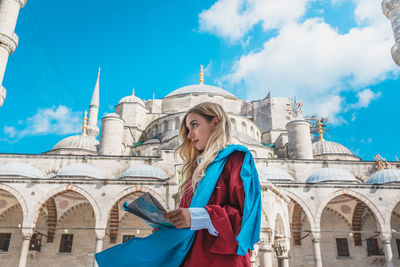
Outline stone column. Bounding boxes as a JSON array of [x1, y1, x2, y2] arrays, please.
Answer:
[[273, 236, 290, 267], [0, 0, 27, 107], [17, 233, 32, 267], [311, 232, 322, 267], [259, 241, 274, 267], [93, 229, 106, 267], [381, 232, 394, 267]]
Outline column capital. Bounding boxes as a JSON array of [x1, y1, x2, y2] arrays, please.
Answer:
[[381, 232, 392, 243], [95, 228, 106, 239], [273, 236, 290, 257], [311, 231, 321, 242]]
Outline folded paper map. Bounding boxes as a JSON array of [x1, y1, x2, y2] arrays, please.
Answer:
[[123, 192, 174, 228]]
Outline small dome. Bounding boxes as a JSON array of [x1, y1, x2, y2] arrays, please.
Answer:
[[312, 141, 353, 156], [58, 163, 105, 179], [120, 164, 168, 180], [306, 168, 358, 183], [50, 135, 99, 154], [366, 169, 400, 184], [0, 163, 44, 178], [258, 167, 294, 182], [165, 84, 237, 98], [118, 95, 145, 106]]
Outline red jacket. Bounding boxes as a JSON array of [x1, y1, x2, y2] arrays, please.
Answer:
[[180, 151, 251, 267]]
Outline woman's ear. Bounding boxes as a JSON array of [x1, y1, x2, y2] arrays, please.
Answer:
[[212, 117, 220, 127]]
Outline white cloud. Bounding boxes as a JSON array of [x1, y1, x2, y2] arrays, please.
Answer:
[[3, 105, 82, 140], [350, 88, 381, 109], [199, 0, 397, 124], [199, 0, 308, 41]]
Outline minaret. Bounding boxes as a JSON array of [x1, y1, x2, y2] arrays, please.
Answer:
[[200, 65, 204, 84], [382, 0, 400, 65], [87, 67, 100, 138], [317, 118, 325, 142], [82, 110, 88, 136], [0, 0, 28, 107]]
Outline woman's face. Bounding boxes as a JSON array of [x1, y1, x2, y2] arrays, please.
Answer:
[[185, 112, 218, 151]]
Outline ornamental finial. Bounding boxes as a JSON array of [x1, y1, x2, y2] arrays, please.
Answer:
[[200, 65, 204, 84], [82, 110, 88, 136], [317, 118, 324, 142], [132, 88, 135, 96]]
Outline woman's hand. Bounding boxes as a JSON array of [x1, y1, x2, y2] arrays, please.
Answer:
[[163, 208, 191, 228]]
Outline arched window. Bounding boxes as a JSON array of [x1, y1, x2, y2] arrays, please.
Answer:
[[230, 118, 237, 131], [241, 121, 247, 135], [163, 121, 168, 132], [175, 117, 180, 130], [155, 124, 159, 135]]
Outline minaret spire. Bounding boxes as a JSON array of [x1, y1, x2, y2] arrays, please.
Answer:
[[82, 110, 88, 136], [317, 118, 325, 142], [87, 67, 100, 138], [200, 65, 204, 84]]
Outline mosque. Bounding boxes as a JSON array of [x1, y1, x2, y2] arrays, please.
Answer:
[[0, 1, 400, 267]]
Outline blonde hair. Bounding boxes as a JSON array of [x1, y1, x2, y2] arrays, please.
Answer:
[[176, 102, 232, 195]]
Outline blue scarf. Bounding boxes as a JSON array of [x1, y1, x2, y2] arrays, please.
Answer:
[[95, 144, 261, 267]]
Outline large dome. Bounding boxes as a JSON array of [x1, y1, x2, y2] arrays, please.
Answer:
[[312, 141, 353, 156], [306, 168, 359, 183], [366, 169, 400, 184], [0, 163, 44, 178], [49, 135, 99, 154], [165, 84, 237, 99]]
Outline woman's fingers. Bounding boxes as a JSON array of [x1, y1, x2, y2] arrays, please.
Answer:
[[163, 208, 191, 228]]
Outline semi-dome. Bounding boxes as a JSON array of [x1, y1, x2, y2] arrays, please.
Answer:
[[306, 168, 358, 183], [165, 84, 237, 99], [0, 163, 44, 178], [49, 135, 99, 154], [366, 169, 400, 184], [57, 163, 105, 179], [258, 167, 294, 183], [119, 164, 168, 180], [118, 95, 145, 106], [312, 141, 353, 156]]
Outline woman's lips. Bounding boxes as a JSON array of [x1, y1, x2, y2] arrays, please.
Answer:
[[192, 140, 198, 146]]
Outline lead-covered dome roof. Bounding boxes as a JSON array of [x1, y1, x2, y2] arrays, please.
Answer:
[[50, 135, 99, 153], [366, 169, 400, 184], [57, 163, 105, 179], [258, 167, 294, 182], [118, 95, 145, 106], [0, 163, 44, 178], [119, 164, 168, 180], [306, 167, 358, 183], [165, 84, 237, 98], [312, 141, 353, 156]]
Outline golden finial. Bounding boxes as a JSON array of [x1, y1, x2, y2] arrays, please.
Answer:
[[153, 92, 155, 100], [317, 118, 325, 142], [132, 88, 135, 96], [200, 65, 204, 84], [82, 110, 88, 136]]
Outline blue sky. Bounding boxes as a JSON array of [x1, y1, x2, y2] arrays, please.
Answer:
[[0, 0, 399, 161]]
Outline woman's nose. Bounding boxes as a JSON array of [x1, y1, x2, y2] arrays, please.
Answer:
[[187, 130, 194, 139]]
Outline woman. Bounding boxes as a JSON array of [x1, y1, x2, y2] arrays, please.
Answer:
[[95, 102, 261, 267]]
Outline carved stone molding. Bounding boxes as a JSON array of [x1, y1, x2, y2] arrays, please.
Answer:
[[0, 85, 6, 107], [0, 32, 18, 55]]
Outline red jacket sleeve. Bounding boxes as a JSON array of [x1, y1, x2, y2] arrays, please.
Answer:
[[204, 151, 245, 255]]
